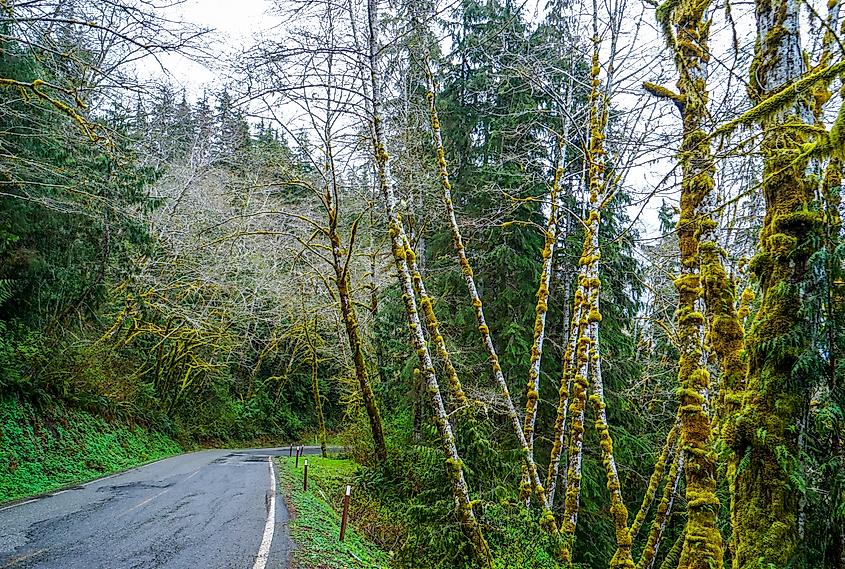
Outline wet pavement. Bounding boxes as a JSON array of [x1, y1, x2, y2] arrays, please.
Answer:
[[0, 446, 333, 568]]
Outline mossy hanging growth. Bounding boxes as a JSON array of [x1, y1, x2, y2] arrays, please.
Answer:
[[647, 0, 726, 565], [726, 0, 825, 562], [422, 61, 560, 542]]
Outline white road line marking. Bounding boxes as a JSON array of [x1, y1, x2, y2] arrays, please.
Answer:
[[185, 469, 201, 480], [252, 457, 276, 569], [0, 500, 36, 512], [83, 474, 116, 487], [51, 490, 68, 496]]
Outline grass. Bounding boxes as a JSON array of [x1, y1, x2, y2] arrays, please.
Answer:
[[276, 455, 392, 569], [0, 398, 182, 502]]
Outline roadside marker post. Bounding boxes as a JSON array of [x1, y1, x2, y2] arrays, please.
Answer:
[[289, 444, 293, 457], [295, 448, 300, 468], [303, 460, 308, 491], [339, 485, 351, 541]]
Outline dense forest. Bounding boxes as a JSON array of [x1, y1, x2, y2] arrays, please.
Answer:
[[0, 0, 843, 567]]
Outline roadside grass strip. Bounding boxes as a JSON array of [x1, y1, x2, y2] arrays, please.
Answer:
[[276, 456, 390, 569]]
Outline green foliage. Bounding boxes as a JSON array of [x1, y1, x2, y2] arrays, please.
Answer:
[[0, 397, 180, 501], [276, 456, 392, 569], [784, 187, 845, 567]]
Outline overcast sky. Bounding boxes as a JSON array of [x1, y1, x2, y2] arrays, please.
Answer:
[[141, 0, 277, 97], [142, 0, 670, 236]]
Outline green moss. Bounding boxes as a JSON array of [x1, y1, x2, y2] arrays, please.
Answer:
[[0, 399, 181, 501]]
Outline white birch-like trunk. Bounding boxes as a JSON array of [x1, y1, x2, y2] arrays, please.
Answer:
[[423, 68, 560, 536], [366, 2, 489, 562]]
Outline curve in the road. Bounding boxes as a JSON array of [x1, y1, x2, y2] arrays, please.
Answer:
[[0, 446, 334, 569]]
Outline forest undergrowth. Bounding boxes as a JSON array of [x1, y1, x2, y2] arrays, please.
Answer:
[[0, 398, 181, 501]]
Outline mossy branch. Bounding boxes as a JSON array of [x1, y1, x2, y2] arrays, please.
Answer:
[[643, 82, 686, 112], [714, 60, 845, 138], [0, 77, 97, 141]]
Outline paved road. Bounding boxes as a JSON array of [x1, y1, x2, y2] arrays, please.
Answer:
[[0, 446, 335, 569]]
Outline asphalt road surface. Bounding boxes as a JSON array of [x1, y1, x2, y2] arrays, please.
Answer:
[[0, 446, 335, 569]]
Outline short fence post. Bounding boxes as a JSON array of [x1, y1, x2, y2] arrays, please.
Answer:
[[295, 448, 300, 468], [339, 485, 351, 541], [303, 459, 308, 491], [289, 444, 293, 457]]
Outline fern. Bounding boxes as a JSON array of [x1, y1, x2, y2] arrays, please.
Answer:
[[736, 446, 752, 478], [0, 279, 12, 307]]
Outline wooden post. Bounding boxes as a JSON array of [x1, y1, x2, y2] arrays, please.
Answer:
[[303, 459, 308, 491], [289, 444, 293, 457], [296, 447, 300, 468], [340, 485, 351, 541]]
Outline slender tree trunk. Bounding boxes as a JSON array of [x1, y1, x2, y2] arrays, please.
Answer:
[[581, 41, 634, 566], [546, 309, 577, 506], [545, 76, 576, 506], [305, 316, 328, 458], [561, 250, 591, 549], [422, 66, 560, 540], [367, 5, 490, 563], [520, 121, 565, 507], [403, 235, 470, 410], [636, 451, 684, 569], [332, 240, 388, 463], [629, 421, 680, 542], [657, 529, 686, 569]]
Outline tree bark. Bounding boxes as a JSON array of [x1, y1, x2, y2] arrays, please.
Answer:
[[726, 0, 818, 564], [367, 5, 491, 563]]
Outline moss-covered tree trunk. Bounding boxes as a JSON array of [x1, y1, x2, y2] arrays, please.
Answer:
[[330, 225, 388, 463], [561, 237, 593, 547], [520, 119, 564, 509], [636, 450, 683, 569], [582, 45, 634, 569], [422, 67, 560, 539], [367, 7, 491, 563], [650, 0, 726, 566], [724, 0, 818, 564], [546, 306, 577, 506], [402, 236, 470, 411], [562, 25, 635, 564]]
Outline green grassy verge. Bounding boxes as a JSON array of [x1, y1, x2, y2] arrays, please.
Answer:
[[0, 398, 182, 502], [276, 455, 392, 569]]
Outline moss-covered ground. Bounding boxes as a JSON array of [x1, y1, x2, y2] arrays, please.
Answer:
[[276, 455, 392, 569], [0, 398, 182, 502]]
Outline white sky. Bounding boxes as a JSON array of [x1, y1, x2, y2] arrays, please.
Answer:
[[140, 0, 277, 97], [139, 0, 765, 240]]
